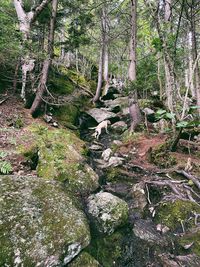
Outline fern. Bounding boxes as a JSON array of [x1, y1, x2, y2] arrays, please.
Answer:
[[0, 161, 12, 174], [0, 151, 7, 159]]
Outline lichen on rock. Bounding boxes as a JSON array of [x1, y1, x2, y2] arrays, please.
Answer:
[[19, 124, 99, 194], [87, 192, 128, 235], [0, 175, 91, 266]]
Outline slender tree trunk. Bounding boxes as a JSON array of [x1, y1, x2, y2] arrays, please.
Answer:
[[157, 53, 163, 100], [128, 0, 137, 82], [187, 31, 195, 97], [128, 0, 141, 133], [13, 59, 20, 93], [93, 44, 104, 102], [30, 0, 58, 116], [93, 7, 107, 102], [191, 10, 200, 116], [13, 0, 52, 101], [164, 0, 171, 22]]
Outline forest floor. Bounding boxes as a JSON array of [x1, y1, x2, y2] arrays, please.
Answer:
[[0, 95, 199, 177]]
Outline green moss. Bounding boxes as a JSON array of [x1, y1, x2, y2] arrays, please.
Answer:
[[50, 71, 74, 95], [139, 99, 155, 109], [0, 175, 91, 266], [155, 200, 200, 231], [178, 230, 200, 256], [54, 104, 79, 125], [86, 231, 123, 267], [18, 123, 98, 194], [68, 252, 100, 267], [106, 167, 121, 182], [149, 142, 176, 168]]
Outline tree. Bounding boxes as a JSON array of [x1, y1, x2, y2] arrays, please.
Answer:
[[128, 0, 137, 82], [93, 5, 110, 102], [30, 0, 58, 115], [13, 0, 53, 101]]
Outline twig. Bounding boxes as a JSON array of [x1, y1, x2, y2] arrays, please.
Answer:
[[0, 97, 9, 105], [176, 170, 200, 190], [146, 184, 151, 204]]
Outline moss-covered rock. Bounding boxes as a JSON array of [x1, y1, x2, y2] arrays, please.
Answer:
[[19, 124, 99, 194], [178, 229, 200, 256], [86, 231, 124, 267], [87, 192, 128, 235], [68, 252, 100, 267], [155, 200, 200, 232], [148, 142, 176, 168], [54, 104, 79, 126], [0, 175, 91, 266]]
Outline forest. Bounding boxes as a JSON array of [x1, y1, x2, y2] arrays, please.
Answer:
[[0, 0, 200, 266]]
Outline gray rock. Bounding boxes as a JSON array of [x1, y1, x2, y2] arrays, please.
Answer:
[[107, 156, 125, 167], [86, 108, 116, 123], [122, 107, 129, 115], [111, 121, 127, 132], [102, 148, 112, 161], [158, 253, 200, 267], [131, 182, 147, 211], [112, 140, 123, 146], [153, 119, 169, 133], [43, 114, 52, 123], [104, 97, 129, 110], [89, 144, 103, 151], [0, 175, 90, 266], [87, 192, 128, 235], [143, 107, 155, 115], [133, 219, 164, 244]]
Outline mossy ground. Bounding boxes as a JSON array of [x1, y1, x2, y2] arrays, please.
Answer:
[[86, 231, 124, 267], [18, 123, 99, 194], [155, 199, 200, 232]]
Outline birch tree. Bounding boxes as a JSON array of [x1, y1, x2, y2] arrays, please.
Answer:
[[13, 0, 52, 101]]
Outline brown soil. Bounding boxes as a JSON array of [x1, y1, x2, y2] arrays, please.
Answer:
[[118, 133, 200, 174], [0, 96, 45, 175]]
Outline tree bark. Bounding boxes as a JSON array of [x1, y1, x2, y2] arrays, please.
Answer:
[[128, 0, 137, 82], [93, 7, 108, 102], [30, 0, 58, 116], [190, 7, 200, 116], [13, 0, 52, 101]]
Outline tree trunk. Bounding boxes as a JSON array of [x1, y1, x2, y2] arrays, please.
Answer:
[[13, 0, 52, 101], [13, 59, 20, 93], [187, 31, 195, 97], [93, 7, 107, 102], [164, 0, 171, 22], [191, 10, 200, 116], [30, 0, 58, 116], [128, 0, 137, 82], [93, 44, 104, 102]]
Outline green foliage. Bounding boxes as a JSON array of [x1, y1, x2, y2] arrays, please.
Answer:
[[0, 151, 7, 159], [0, 161, 12, 174], [0, 151, 12, 174], [149, 142, 176, 168], [155, 200, 200, 231], [155, 109, 175, 121], [152, 38, 163, 52], [65, 13, 92, 50]]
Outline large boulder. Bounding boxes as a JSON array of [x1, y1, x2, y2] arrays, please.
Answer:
[[0, 175, 91, 266], [87, 192, 128, 235], [86, 108, 117, 123], [19, 124, 99, 194], [104, 97, 129, 111]]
